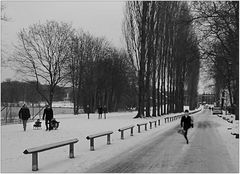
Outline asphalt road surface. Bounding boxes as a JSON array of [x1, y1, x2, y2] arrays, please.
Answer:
[[86, 110, 238, 173]]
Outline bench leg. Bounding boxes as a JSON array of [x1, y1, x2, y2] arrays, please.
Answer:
[[150, 123, 152, 129], [32, 153, 38, 171], [130, 128, 133, 136], [107, 134, 111, 144], [138, 126, 140, 133], [69, 143, 74, 158], [90, 139, 94, 151], [145, 124, 147, 131], [155, 122, 157, 127], [121, 131, 124, 140], [158, 120, 160, 125]]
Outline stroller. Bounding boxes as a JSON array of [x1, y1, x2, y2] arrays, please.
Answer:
[[33, 119, 42, 129], [49, 118, 60, 130]]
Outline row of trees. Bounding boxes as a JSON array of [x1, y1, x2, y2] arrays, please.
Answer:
[[1, 80, 65, 104], [12, 21, 137, 113], [192, 2, 239, 119], [69, 32, 137, 113], [123, 1, 200, 118]]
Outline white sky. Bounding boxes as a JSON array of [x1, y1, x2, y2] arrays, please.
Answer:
[[1, 0, 125, 81], [0, 0, 211, 94]]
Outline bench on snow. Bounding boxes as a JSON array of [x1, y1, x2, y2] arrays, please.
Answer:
[[118, 125, 134, 139], [86, 131, 113, 151], [164, 117, 170, 123], [149, 120, 157, 129], [137, 123, 148, 133], [164, 116, 176, 123], [23, 138, 79, 171]]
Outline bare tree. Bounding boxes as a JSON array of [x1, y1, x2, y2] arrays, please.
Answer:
[[192, 1, 239, 119], [124, 1, 201, 118], [12, 20, 74, 107]]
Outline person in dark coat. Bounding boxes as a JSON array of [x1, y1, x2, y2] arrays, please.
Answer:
[[86, 105, 90, 119], [103, 105, 107, 119], [19, 104, 31, 131], [180, 110, 193, 144], [42, 105, 53, 131], [98, 106, 103, 119]]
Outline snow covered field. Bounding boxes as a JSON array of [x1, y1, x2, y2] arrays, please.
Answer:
[[212, 115, 239, 170], [1, 107, 238, 173]]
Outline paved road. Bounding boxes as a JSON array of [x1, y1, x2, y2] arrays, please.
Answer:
[[86, 110, 238, 173]]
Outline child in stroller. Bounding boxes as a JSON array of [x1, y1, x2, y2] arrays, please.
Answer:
[[33, 119, 42, 129], [49, 118, 60, 130]]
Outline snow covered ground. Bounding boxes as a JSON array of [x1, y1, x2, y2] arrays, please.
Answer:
[[1, 107, 237, 173], [209, 114, 239, 170]]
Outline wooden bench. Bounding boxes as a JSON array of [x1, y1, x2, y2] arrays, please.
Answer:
[[149, 120, 157, 129], [164, 117, 169, 123], [23, 138, 79, 171], [86, 131, 113, 151], [118, 125, 134, 139], [137, 123, 148, 133]]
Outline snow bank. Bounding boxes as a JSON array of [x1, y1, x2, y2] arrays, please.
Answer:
[[208, 113, 239, 171]]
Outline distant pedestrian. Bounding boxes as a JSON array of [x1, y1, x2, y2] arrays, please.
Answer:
[[180, 110, 193, 144], [98, 106, 103, 119], [103, 105, 107, 119], [18, 104, 31, 131], [42, 105, 53, 131], [86, 105, 90, 119]]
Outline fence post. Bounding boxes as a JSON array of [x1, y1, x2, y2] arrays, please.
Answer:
[[121, 131, 124, 139], [69, 143, 74, 158], [32, 153, 38, 171], [107, 134, 111, 144], [130, 127, 133, 136]]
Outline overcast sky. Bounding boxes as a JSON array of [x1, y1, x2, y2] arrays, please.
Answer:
[[1, 1, 125, 81], [1, 1, 211, 94]]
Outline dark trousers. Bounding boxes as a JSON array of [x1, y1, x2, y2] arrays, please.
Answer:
[[45, 119, 52, 130], [183, 128, 189, 143], [22, 120, 27, 131]]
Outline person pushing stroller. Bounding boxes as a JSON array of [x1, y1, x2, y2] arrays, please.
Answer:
[[42, 105, 53, 131]]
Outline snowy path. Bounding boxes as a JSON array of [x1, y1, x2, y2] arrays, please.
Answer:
[[86, 110, 239, 173]]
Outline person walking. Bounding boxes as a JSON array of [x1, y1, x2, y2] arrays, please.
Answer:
[[98, 106, 103, 119], [18, 104, 31, 131], [42, 105, 53, 131], [103, 105, 107, 119], [86, 105, 90, 119], [180, 110, 193, 144]]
